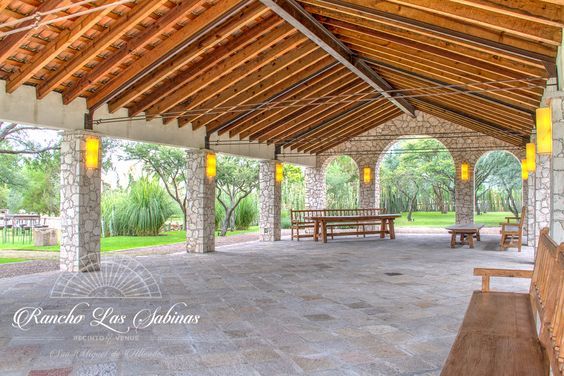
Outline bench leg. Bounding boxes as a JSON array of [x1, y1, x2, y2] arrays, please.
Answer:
[[380, 220, 385, 239], [388, 220, 395, 239], [450, 232, 456, 248], [468, 233, 475, 248], [313, 221, 319, 242], [322, 222, 327, 243], [476, 231, 481, 241]]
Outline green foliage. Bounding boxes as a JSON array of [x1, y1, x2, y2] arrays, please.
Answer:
[[281, 164, 305, 212], [102, 178, 174, 236], [326, 156, 359, 209], [19, 151, 60, 215], [234, 194, 258, 230], [215, 200, 225, 230]]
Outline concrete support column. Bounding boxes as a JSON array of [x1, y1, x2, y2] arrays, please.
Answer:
[[359, 167, 376, 208], [550, 96, 564, 243], [304, 167, 326, 209], [454, 161, 475, 224], [60, 131, 101, 272], [259, 160, 281, 241], [185, 150, 215, 253]]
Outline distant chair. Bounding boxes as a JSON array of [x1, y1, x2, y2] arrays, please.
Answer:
[[499, 206, 526, 252]]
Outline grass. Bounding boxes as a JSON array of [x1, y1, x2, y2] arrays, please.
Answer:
[[0, 257, 27, 264], [0, 226, 259, 253], [394, 211, 512, 227]]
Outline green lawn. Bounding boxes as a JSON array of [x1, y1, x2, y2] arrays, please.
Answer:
[[0, 257, 27, 264], [394, 211, 512, 227], [0, 226, 259, 252]]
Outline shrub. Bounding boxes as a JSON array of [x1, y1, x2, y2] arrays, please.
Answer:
[[235, 195, 257, 230], [215, 200, 225, 231], [281, 209, 291, 229]]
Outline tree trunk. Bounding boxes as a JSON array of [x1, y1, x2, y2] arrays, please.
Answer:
[[407, 195, 417, 222], [220, 205, 236, 236]]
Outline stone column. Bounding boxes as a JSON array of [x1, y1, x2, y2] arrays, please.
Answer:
[[60, 131, 101, 272], [304, 167, 326, 209], [550, 96, 564, 243], [259, 160, 281, 241], [359, 167, 376, 208], [534, 155, 551, 246], [454, 161, 475, 224], [185, 150, 215, 253], [526, 175, 535, 245]]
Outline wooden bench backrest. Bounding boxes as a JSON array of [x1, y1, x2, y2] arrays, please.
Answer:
[[518, 206, 526, 227], [530, 228, 564, 376], [290, 208, 387, 223]]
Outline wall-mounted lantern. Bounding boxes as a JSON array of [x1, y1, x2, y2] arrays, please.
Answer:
[[85, 137, 100, 169], [525, 143, 536, 172], [275, 162, 283, 183], [363, 167, 371, 184], [536, 107, 552, 155], [206, 153, 216, 178], [521, 159, 528, 180], [460, 162, 469, 182]]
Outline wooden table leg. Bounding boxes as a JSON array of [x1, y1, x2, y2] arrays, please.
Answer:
[[450, 231, 456, 248], [321, 221, 327, 243], [468, 232, 475, 248], [380, 220, 386, 238], [313, 220, 319, 242], [476, 230, 481, 241], [388, 219, 395, 239]]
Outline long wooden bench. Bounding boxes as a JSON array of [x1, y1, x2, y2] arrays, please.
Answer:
[[290, 208, 386, 240], [441, 228, 564, 376]]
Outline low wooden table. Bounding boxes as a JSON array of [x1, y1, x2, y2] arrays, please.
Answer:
[[307, 214, 401, 243], [445, 223, 485, 248]]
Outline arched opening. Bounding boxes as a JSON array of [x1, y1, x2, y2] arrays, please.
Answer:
[[324, 155, 359, 209], [378, 137, 455, 225], [474, 150, 522, 224]]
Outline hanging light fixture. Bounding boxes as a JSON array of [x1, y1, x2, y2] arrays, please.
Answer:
[[460, 162, 469, 181], [536, 107, 552, 154], [521, 159, 528, 180], [525, 143, 536, 172], [363, 167, 371, 184], [206, 153, 216, 178], [85, 137, 100, 169], [275, 162, 283, 183]]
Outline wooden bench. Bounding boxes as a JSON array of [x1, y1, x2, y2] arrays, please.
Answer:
[[500, 206, 526, 252], [290, 208, 386, 240], [445, 223, 485, 249], [441, 228, 564, 376]]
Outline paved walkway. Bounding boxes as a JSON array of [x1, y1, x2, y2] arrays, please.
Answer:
[[0, 234, 532, 375]]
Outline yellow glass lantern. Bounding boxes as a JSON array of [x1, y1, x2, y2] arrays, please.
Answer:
[[206, 153, 216, 178], [536, 107, 552, 154], [460, 162, 469, 181], [525, 143, 536, 172], [85, 137, 100, 169], [363, 167, 371, 184], [275, 162, 283, 183], [521, 159, 528, 180]]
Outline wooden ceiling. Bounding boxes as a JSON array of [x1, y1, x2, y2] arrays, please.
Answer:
[[0, 0, 561, 153]]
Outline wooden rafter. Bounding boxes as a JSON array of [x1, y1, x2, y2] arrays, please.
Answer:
[[259, 0, 416, 117]]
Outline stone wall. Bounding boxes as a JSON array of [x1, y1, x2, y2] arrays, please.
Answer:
[[259, 160, 281, 241], [304, 167, 326, 209], [60, 131, 101, 272], [185, 150, 215, 253], [534, 155, 552, 246], [317, 112, 524, 224]]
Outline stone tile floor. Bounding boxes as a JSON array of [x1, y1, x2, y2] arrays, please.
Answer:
[[0, 234, 533, 375]]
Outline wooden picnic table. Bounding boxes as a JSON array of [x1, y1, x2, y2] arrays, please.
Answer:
[[445, 223, 485, 248], [307, 214, 401, 243]]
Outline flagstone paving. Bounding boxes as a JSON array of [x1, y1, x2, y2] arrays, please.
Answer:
[[0, 234, 533, 375]]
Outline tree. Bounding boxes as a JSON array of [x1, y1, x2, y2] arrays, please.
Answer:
[[0, 122, 59, 155], [123, 143, 189, 228], [326, 156, 359, 209], [216, 155, 259, 236], [20, 151, 60, 215]]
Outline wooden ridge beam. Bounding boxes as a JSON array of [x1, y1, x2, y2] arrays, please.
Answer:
[[0, 0, 72, 62], [62, 0, 204, 105], [0, 0, 11, 13], [259, 0, 416, 117], [86, 0, 249, 111], [6, 0, 116, 94], [301, 0, 557, 71], [37, 0, 168, 99]]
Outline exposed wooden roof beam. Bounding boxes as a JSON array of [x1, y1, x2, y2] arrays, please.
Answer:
[[0, 0, 72, 63], [86, 0, 249, 111], [302, 0, 557, 72], [62, 0, 204, 105], [259, 0, 416, 117], [36, 0, 168, 99], [0, 0, 11, 13], [6, 0, 116, 94]]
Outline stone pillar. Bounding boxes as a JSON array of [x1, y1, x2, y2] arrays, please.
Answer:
[[304, 167, 326, 209], [526, 175, 535, 245], [185, 150, 215, 253], [454, 161, 474, 224], [60, 131, 101, 272], [359, 167, 376, 208], [259, 160, 281, 241], [550, 96, 564, 243], [534, 155, 551, 246]]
